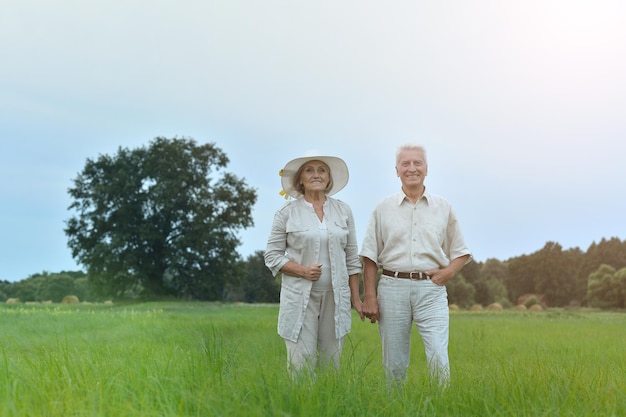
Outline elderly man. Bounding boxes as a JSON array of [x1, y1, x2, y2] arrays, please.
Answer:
[[360, 143, 471, 386]]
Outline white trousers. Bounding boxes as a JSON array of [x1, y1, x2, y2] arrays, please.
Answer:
[[377, 276, 450, 385], [284, 289, 343, 376]]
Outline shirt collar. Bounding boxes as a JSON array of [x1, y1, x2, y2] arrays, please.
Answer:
[[396, 188, 429, 205], [301, 197, 329, 208]]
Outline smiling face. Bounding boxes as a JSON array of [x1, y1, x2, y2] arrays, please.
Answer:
[[396, 147, 428, 190], [296, 160, 332, 196]]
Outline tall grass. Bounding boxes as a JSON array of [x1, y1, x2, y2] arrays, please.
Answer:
[[0, 303, 623, 416]]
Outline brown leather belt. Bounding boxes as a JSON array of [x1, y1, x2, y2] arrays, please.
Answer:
[[382, 269, 430, 280]]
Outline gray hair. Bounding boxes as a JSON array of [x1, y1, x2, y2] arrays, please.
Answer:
[[395, 143, 427, 166]]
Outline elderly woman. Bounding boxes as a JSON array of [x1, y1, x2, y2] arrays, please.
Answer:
[[265, 155, 363, 376]]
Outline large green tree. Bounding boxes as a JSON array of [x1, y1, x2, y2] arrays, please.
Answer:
[[65, 137, 257, 300]]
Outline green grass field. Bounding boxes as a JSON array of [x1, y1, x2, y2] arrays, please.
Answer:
[[1, 302, 624, 416]]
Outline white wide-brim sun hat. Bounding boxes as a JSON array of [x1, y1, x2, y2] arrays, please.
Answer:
[[279, 155, 349, 199]]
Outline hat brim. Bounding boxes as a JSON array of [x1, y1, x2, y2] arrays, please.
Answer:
[[280, 155, 349, 198]]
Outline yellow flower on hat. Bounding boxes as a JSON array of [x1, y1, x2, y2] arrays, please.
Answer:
[[278, 169, 290, 198]]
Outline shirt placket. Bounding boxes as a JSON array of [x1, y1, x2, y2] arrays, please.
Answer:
[[411, 202, 421, 270]]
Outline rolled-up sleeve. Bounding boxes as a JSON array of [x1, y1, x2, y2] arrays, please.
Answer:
[[344, 205, 362, 275], [444, 207, 472, 263], [264, 206, 290, 277]]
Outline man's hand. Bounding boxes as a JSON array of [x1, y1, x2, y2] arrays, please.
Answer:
[[427, 254, 470, 286], [362, 297, 379, 323]]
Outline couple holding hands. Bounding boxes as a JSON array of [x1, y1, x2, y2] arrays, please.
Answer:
[[264, 144, 471, 386]]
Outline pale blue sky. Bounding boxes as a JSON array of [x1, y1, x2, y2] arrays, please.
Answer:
[[2, 0, 625, 281]]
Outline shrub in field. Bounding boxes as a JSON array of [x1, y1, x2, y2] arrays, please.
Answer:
[[469, 304, 483, 311], [487, 303, 503, 311], [6, 298, 20, 304], [448, 304, 460, 312], [529, 304, 543, 312], [514, 304, 528, 311], [496, 298, 514, 309], [62, 295, 80, 304], [520, 294, 548, 309]]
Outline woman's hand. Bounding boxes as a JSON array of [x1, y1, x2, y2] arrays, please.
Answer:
[[352, 298, 365, 321], [302, 263, 322, 281]]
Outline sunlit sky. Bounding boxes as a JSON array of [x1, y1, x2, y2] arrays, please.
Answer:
[[2, 0, 625, 282]]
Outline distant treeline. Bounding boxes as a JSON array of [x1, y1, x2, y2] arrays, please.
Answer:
[[2, 237, 626, 308], [447, 237, 626, 309]]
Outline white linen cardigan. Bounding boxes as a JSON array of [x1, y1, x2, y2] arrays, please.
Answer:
[[265, 197, 361, 342]]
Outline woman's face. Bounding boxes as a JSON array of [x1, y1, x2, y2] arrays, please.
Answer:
[[299, 160, 330, 194]]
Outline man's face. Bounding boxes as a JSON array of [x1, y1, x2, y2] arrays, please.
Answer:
[[396, 149, 428, 188]]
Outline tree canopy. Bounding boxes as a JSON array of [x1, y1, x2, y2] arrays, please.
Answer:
[[65, 137, 257, 300]]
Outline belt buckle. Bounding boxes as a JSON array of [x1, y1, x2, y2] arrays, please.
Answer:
[[410, 272, 428, 280]]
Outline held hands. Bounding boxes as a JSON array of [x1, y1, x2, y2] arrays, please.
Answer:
[[362, 297, 379, 324], [352, 299, 365, 322]]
